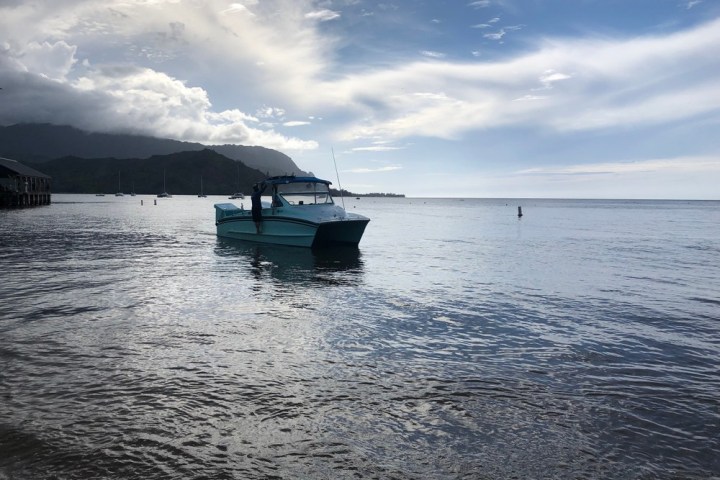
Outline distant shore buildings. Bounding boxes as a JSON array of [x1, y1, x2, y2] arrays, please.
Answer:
[[0, 157, 52, 208]]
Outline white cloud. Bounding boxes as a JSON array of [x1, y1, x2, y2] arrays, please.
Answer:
[[0, 59, 316, 150], [256, 106, 286, 119], [484, 30, 506, 40], [516, 156, 720, 176], [221, 3, 256, 15], [513, 94, 547, 101], [12, 41, 77, 81], [305, 9, 340, 22], [347, 165, 403, 173], [352, 146, 405, 152], [326, 16, 720, 142], [283, 120, 311, 126], [537, 69, 572, 90], [420, 50, 446, 58], [1, 0, 719, 164]]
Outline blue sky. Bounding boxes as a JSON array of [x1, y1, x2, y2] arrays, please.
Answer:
[[1, 0, 719, 198]]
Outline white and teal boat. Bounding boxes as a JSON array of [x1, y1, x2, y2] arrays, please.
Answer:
[[214, 175, 369, 248]]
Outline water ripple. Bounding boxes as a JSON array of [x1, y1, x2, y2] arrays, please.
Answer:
[[1, 196, 719, 478]]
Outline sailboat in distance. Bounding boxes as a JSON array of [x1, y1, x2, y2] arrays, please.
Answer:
[[157, 169, 172, 198], [115, 170, 124, 196], [198, 175, 207, 198], [228, 163, 244, 199]]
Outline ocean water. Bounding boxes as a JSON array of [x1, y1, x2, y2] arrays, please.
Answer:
[[1, 195, 719, 479]]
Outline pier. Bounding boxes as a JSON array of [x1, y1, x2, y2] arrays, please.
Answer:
[[0, 157, 52, 208]]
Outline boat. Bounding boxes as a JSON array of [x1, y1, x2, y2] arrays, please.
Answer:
[[214, 175, 370, 248], [198, 176, 207, 198], [115, 171, 124, 196], [228, 164, 244, 199], [157, 169, 172, 198]]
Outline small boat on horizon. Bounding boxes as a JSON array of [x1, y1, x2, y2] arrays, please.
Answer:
[[228, 163, 243, 199], [115, 170, 124, 196], [214, 175, 369, 248], [157, 169, 172, 198]]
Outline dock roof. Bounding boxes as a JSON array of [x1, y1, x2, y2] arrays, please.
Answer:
[[0, 157, 51, 178]]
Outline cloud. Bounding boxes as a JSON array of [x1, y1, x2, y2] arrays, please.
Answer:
[[9, 40, 77, 81], [1, 0, 719, 161], [0, 0, 333, 150], [305, 9, 340, 22], [327, 16, 720, 142], [515, 156, 720, 176], [483, 30, 506, 40], [352, 146, 405, 152], [537, 69, 572, 89], [283, 120, 311, 126], [221, 3, 256, 15], [346, 165, 403, 173], [420, 50, 446, 58], [0, 60, 317, 150]]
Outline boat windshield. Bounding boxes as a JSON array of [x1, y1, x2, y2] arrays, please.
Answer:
[[276, 181, 333, 206]]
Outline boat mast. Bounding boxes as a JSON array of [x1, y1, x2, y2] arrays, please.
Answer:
[[331, 147, 345, 209]]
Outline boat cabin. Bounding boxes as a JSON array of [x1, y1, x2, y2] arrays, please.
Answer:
[[262, 176, 334, 207]]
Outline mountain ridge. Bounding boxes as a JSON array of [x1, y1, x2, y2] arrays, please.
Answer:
[[29, 149, 269, 195], [0, 123, 308, 177]]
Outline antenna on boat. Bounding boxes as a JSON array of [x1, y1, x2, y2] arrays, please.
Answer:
[[331, 147, 345, 209]]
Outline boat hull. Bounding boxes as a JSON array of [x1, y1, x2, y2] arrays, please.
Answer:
[[216, 212, 369, 248]]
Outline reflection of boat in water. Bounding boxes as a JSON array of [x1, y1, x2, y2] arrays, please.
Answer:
[[214, 175, 369, 248], [215, 237, 363, 285]]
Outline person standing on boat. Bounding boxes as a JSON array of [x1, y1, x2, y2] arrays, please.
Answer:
[[251, 182, 266, 233]]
